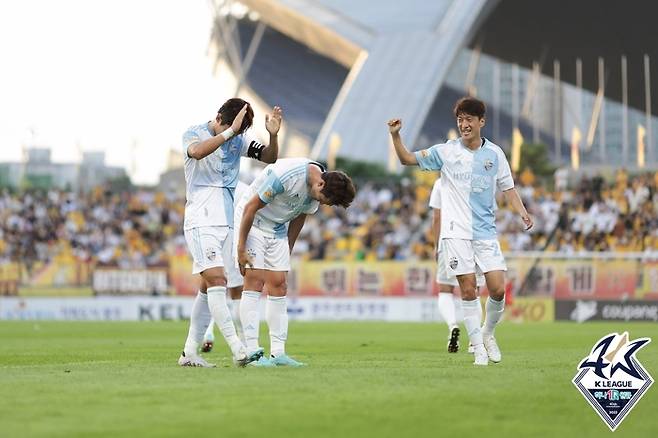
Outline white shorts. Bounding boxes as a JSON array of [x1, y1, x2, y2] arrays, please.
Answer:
[[234, 227, 290, 271], [441, 238, 507, 277], [222, 231, 244, 288], [184, 226, 229, 275], [436, 251, 486, 287]]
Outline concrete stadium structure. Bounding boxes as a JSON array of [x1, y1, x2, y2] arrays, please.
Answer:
[[208, 0, 658, 170]]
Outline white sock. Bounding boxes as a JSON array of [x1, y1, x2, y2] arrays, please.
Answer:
[[437, 293, 457, 328], [453, 294, 464, 323], [266, 295, 288, 358], [240, 291, 262, 354], [203, 318, 214, 342], [229, 298, 244, 343], [483, 296, 505, 337], [183, 291, 211, 357], [462, 299, 483, 346], [207, 286, 243, 358], [477, 297, 483, 322]]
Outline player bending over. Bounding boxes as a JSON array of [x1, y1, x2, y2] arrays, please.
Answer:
[[235, 158, 356, 367], [389, 97, 532, 366]]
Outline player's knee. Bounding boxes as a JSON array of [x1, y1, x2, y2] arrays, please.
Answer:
[[461, 286, 477, 300], [204, 274, 227, 288], [268, 280, 287, 297], [489, 286, 505, 301]]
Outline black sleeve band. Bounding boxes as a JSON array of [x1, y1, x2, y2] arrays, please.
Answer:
[[247, 141, 265, 160]]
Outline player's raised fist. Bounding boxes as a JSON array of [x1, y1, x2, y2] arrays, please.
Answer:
[[388, 118, 402, 134], [266, 106, 283, 135]]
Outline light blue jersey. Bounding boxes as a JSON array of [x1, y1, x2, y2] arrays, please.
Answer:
[[241, 158, 321, 238], [181, 122, 262, 230], [415, 138, 513, 240]]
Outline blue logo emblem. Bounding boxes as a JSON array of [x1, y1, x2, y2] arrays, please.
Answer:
[[573, 332, 653, 431]]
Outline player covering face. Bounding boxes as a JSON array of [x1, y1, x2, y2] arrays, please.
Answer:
[[234, 158, 355, 366], [178, 98, 282, 368]]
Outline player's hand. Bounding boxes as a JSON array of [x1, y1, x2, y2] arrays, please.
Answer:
[[387, 118, 402, 134], [522, 214, 533, 231], [231, 104, 248, 134], [265, 106, 282, 135], [237, 247, 254, 276]]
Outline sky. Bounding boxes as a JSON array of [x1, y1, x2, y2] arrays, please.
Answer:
[[0, 0, 228, 185]]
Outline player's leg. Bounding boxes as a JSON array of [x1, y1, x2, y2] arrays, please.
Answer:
[[437, 242, 460, 352], [221, 228, 245, 343], [475, 239, 507, 363], [199, 226, 260, 366], [263, 237, 303, 367], [241, 267, 272, 366], [446, 238, 487, 365], [200, 280, 215, 353], [178, 230, 215, 367], [179, 278, 214, 366], [228, 285, 244, 343]]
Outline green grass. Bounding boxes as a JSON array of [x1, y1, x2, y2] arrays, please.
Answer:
[[1, 321, 657, 438]]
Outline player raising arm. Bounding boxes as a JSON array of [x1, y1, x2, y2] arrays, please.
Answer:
[[388, 97, 532, 365], [178, 98, 282, 368]]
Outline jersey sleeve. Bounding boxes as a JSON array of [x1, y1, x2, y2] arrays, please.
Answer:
[[256, 168, 285, 204], [428, 179, 441, 209], [304, 200, 320, 215], [239, 131, 266, 161], [414, 144, 444, 171], [182, 129, 200, 158], [495, 148, 514, 191]]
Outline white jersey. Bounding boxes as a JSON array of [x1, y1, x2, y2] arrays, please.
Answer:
[[182, 122, 263, 230], [241, 158, 321, 238], [429, 178, 441, 210], [415, 138, 513, 240]]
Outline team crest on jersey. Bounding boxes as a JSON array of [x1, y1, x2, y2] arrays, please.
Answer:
[[206, 248, 216, 261], [572, 332, 653, 431], [420, 150, 429, 158], [449, 257, 458, 270], [483, 159, 493, 171]]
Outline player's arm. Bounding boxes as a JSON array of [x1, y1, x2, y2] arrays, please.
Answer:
[[496, 147, 532, 230], [187, 105, 248, 160], [237, 194, 267, 275], [287, 214, 307, 253], [387, 118, 418, 165], [503, 188, 533, 230], [432, 207, 441, 254], [260, 106, 283, 163]]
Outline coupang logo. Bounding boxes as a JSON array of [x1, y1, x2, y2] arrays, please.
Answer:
[[573, 332, 653, 431]]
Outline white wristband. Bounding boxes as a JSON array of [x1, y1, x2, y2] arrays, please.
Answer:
[[220, 127, 235, 141]]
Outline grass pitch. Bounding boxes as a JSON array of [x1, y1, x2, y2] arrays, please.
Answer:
[[1, 321, 656, 438]]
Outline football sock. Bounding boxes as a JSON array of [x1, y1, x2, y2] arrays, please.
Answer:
[[207, 286, 242, 357], [266, 295, 288, 358], [438, 293, 457, 328], [462, 298, 483, 346], [229, 298, 244, 342], [240, 291, 262, 354], [183, 291, 211, 357], [483, 295, 505, 337]]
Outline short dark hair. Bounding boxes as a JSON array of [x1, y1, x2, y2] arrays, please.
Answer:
[[217, 98, 254, 134], [321, 171, 356, 208], [453, 97, 486, 119]]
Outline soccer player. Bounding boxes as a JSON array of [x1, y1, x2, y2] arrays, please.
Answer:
[[178, 98, 282, 367], [389, 97, 532, 366], [201, 180, 249, 352], [235, 158, 356, 366], [430, 176, 485, 354]]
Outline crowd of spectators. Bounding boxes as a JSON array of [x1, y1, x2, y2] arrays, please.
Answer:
[[2, 168, 658, 269]]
